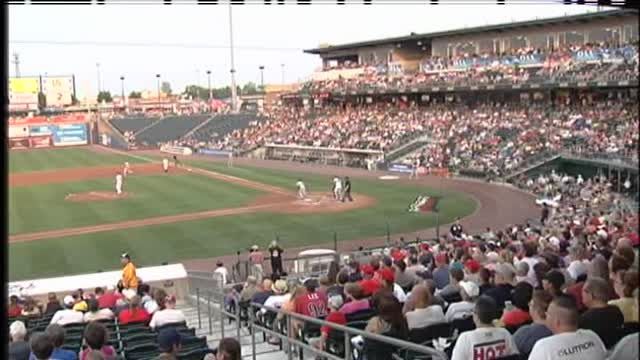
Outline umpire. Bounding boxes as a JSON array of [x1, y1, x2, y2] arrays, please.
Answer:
[[342, 176, 353, 202]]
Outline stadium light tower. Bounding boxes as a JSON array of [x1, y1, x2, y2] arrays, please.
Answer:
[[120, 76, 125, 103], [259, 66, 265, 89], [96, 63, 102, 94], [280, 63, 285, 84], [228, 3, 238, 113], [206, 70, 212, 100], [156, 74, 161, 112]]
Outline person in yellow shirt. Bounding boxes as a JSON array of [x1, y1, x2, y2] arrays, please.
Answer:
[[121, 253, 139, 296], [609, 269, 639, 323]]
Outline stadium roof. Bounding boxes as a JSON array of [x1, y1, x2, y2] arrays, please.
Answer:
[[304, 9, 637, 55]]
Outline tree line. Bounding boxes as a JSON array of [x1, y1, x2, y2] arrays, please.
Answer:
[[95, 81, 262, 103]]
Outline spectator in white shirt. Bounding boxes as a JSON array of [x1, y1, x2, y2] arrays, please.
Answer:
[[528, 295, 607, 360], [404, 284, 445, 329], [515, 242, 539, 285], [138, 284, 158, 315], [566, 245, 588, 281], [445, 281, 479, 322], [50, 296, 84, 326], [451, 296, 518, 360], [214, 261, 229, 287], [262, 280, 290, 314], [83, 298, 114, 322], [149, 291, 186, 330]]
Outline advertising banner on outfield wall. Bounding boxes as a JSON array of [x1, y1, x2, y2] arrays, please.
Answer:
[[51, 124, 88, 146], [9, 125, 30, 139], [29, 124, 55, 136], [199, 148, 230, 156], [387, 163, 413, 173]]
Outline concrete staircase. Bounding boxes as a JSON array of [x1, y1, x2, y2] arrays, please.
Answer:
[[180, 295, 287, 359], [182, 115, 217, 140], [134, 117, 164, 137], [384, 133, 432, 163]]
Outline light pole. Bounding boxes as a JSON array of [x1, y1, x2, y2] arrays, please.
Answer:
[[206, 70, 212, 100], [259, 65, 265, 89], [280, 63, 285, 84], [96, 63, 101, 94], [228, 3, 238, 112], [120, 76, 125, 104], [156, 74, 161, 112]]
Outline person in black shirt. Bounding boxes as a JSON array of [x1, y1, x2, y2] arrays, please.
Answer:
[[268, 240, 284, 277], [449, 218, 463, 239], [541, 203, 550, 225], [579, 277, 624, 348], [484, 263, 515, 310], [341, 176, 353, 202], [251, 278, 275, 305]]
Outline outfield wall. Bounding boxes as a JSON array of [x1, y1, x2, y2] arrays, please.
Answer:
[[9, 114, 91, 150]]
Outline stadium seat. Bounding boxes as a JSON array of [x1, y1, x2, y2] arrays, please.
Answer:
[[155, 321, 188, 332], [450, 316, 475, 335], [408, 322, 451, 344], [178, 347, 215, 360], [345, 309, 376, 323]]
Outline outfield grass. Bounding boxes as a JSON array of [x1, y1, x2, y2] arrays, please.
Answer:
[[9, 147, 147, 173], [9, 157, 476, 281], [9, 173, 263, 235]]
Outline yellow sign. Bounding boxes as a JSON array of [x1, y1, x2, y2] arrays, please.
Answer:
[[9, 77, 40, 95]]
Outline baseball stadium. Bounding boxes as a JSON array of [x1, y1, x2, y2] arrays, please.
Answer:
[[7, 5, 639, 360]]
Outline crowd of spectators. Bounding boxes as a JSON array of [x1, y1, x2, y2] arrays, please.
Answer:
[[222, 165, 638, 359]]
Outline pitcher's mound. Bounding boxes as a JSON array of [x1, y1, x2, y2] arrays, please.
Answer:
[[65, 191, 132, 202]]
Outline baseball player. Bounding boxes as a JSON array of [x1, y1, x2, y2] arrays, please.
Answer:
[[332, 176, 343, 200], [296, 179, 307, 200], [115, 172, 123, 195], [227, 150, 233, 168], [162, 158, 169, 173], [123, 162, 131, 177], [341, 176, 353, 202], [172, 155, 181, 168]]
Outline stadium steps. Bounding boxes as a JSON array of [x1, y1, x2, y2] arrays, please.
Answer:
[[181, 115, 216, 140], [503, 152, 562, 181], [180, 295, 287, 359], [134, 117, 164, 137], [385, 133, 433, 163], [98, 117, 130, 150]]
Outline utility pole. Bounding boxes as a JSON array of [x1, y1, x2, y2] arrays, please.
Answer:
[[12, 53, 20, 78], [228, 2, 238, 113], [281, 63, 285, 84], [259, 65, 265, 89], [96, 63, 102, 94], [207, 70, 212, 100]]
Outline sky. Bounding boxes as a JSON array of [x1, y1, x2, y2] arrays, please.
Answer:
[[8, 4, 604, 99]]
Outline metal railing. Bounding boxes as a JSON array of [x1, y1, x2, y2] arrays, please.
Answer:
[[187, 281, 449, 360]]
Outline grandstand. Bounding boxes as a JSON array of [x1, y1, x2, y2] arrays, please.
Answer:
[[184, 112, 266, 145], [132, 115, 210, 147], [110, 117, 161, 136]]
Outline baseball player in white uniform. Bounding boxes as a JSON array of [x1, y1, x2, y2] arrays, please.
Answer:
[[115, 172, 123, 195], [227, 150, 234, 168], [123, 162, 131, 177], [162, 158, 169, 173], [332, 176, 343, 200], [296, 179, 307, 200]]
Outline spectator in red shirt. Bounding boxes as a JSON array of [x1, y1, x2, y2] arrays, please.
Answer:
[[295, 279, 328, 319], [118, 295, 150, 325], [359, 265, 381, 297], [9, 295, 23, 318], [501, 282, 533, 328], [309, 295, 347, 351], [97, 286, 121, 310]]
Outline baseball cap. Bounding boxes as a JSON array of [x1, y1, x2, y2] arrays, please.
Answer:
[[271, 280, 288, 294], [459, 281, 480, 298], [379, 267, 395, 284], [464, 260, 481, 274], [157, 327, 182, 352], [435, 252, 448, 264], [63, 295, 75, 307], [420, 243, 430, 252], [121, 253, 130, 259]]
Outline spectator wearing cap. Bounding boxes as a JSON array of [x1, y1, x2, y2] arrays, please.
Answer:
[[542, 270, 565, 297], [9, 320, 30, 360], [262, 280, 289, 314], [118, 295, 151, 325], [29, 324, 78, 360], [44, 293, 63, 315], [83, 299, 114, 322], [501, 282, 533, 328], [451, 296, 518, 360], [120, 253, 139, 295], [294, 279, 328, 319], [404, 284, 445, 329], [50, 295, 84, 326], [340, 283, 371, 315], [513, 290, 553, 358], [29, 333, 54, 360], [214, 261, 229, 287], [432, 252, 450, 290], [463, 259, 481, 284], [445, 281, 479, 322], [579, 277, 625, 348], [609, 269, 639, 322], [154, 327, 182, 360], [9, 295, 23, 318], [358, 264, 381, 297], [308, 295, 347, 352], [214, 338, 241, 360], [79, 322, 116, 360], [149, 291, 186, 330], [484, 263, 516, 310], [378, 266, 407, 303]]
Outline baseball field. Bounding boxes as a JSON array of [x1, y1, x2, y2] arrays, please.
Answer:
[[8, 146, 482, 281]]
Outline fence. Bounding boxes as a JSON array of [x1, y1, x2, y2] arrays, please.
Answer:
[[186, 277, 449, 360]]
